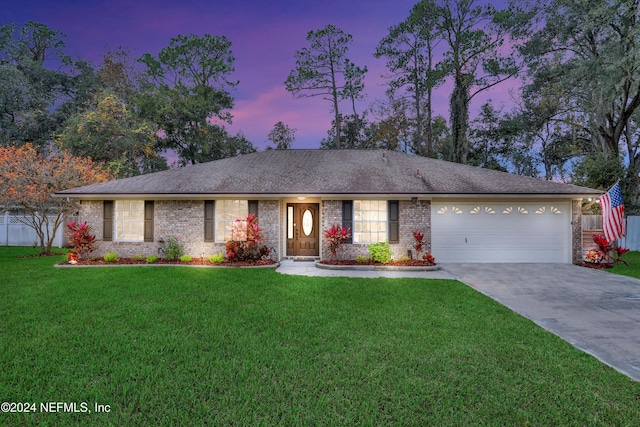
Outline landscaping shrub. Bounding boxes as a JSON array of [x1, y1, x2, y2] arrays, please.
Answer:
[[66, 220, 96, 259], [209, 253, 225, 263], [131, 254, 145, 261], [588, 234, 630, 266], [369, 241, 392, 264], [146, 255, 158, 264], [180, 255, 192, 262], [412, 230, 426, 259], [104, 252, 119, 263], [423, 252, 436, 264], [226, 241, 269, 261], [163, 236, 185, 261], [323, 224, 351, 259], [226, 214, 267, 262], [355, 255, 368, 264]]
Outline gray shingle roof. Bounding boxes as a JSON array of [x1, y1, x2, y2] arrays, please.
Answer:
[[57, 149, 601, 197]]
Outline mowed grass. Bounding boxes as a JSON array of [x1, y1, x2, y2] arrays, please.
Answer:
[[1, 247, 639, 426], [610, 251, 640, 279]]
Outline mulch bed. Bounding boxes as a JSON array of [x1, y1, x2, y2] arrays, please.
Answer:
[[61, 258, 277, 267], [320, 259, 436, 267], [575, 261, 613, 270]]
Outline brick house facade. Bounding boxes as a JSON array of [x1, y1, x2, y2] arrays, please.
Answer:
[[60, 150, 600, 264]]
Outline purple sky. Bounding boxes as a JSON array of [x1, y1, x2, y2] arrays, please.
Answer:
[[5, 0, 516, 150]]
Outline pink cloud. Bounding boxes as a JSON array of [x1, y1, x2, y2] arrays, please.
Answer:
[[228, 86, 333, 150]]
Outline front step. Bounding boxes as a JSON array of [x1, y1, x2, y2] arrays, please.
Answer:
[[283, 257, 320, 262]]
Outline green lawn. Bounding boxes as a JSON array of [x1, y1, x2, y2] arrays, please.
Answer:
[[609, 251, 640, 279], [1, 247, 639, 426]]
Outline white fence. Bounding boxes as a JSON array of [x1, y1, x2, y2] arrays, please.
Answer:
[[583, 215, 640, 250], [0, 211, 67, 248]]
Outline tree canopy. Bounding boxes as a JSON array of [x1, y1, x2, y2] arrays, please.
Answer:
[[2, 6, 640, 208], [285, 24, 367, 149], [0, 144, 112, 253], [138, 34, 255, 165]]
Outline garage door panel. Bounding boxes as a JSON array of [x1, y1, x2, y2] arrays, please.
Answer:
[[432, 202, 571, 263]]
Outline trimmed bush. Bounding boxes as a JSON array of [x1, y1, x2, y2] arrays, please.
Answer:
[[369, 241, 392, 264], [209, 253, 225, 263], [103, 252, 119, 263], [146, 255, 158, 264], [180, 255, 192, 263], [163, 236, 185, 261]]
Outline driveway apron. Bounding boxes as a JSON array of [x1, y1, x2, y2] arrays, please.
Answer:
[[442, 263, 640, 382]]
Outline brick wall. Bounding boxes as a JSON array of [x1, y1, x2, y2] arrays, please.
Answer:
[[79, 199, 280, 259], [572, 199, 582, 264], [321, 199, 431, 260]]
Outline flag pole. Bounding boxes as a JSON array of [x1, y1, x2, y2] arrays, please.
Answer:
[[604, 180, 621, 194]]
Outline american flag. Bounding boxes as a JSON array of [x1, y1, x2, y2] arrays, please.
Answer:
[[600, 182, 625, 242]]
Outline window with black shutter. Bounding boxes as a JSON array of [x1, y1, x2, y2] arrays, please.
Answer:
[[204, 201, 215, 242], [388, 200, 399, 244], [248, 200, 259, 218], [143, 201, 154, 242], [342, 200, 353, 243], [103, 201, 113, 241]]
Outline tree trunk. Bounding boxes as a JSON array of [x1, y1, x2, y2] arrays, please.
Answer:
[[413, 54, 424, 156], [450, 73, 470, 164], [330, 61, 341, 149], [425, 85, 433, 158]]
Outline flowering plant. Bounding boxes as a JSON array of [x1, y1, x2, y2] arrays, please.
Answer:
[[585, 249, 604, 264], [423, 252, 435, 264], [323, 224, 351, 258]]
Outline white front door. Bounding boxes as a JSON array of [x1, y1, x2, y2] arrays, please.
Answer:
[[431, 202, 571, 263]]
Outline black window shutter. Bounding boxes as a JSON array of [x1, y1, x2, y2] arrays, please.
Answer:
[[248, 200, 259, 218], [388, 200, 399, 244], [342, 200, 353, 244], [103, 201, 113, 241], [204, 201, 215, 242], [144, 201, 154, 242]]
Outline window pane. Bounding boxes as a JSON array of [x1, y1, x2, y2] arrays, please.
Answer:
[[216, 200, 248, 242], [353, 200, 389, 244], [287, 206, 294, 239], [115, 200, 144, 241]]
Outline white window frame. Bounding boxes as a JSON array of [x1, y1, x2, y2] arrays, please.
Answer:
[[114, 200, 145, 242], [215, 200, 248, 242], [353, 200, 388, 244]]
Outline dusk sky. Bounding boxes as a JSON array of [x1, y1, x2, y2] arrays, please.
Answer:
[[5, 0, 515, 150]]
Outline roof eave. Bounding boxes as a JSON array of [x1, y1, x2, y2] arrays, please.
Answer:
[[54, 191, 602, 200]]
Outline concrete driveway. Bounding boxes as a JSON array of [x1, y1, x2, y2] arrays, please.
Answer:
[[442, 263, 640, 382]]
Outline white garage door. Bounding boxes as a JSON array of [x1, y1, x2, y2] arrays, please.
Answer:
[[431, 202, 571, 263]]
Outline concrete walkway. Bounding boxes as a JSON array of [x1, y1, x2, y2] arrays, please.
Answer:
[[276, 260, 640, 382], [276, 260, 456, 280]]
